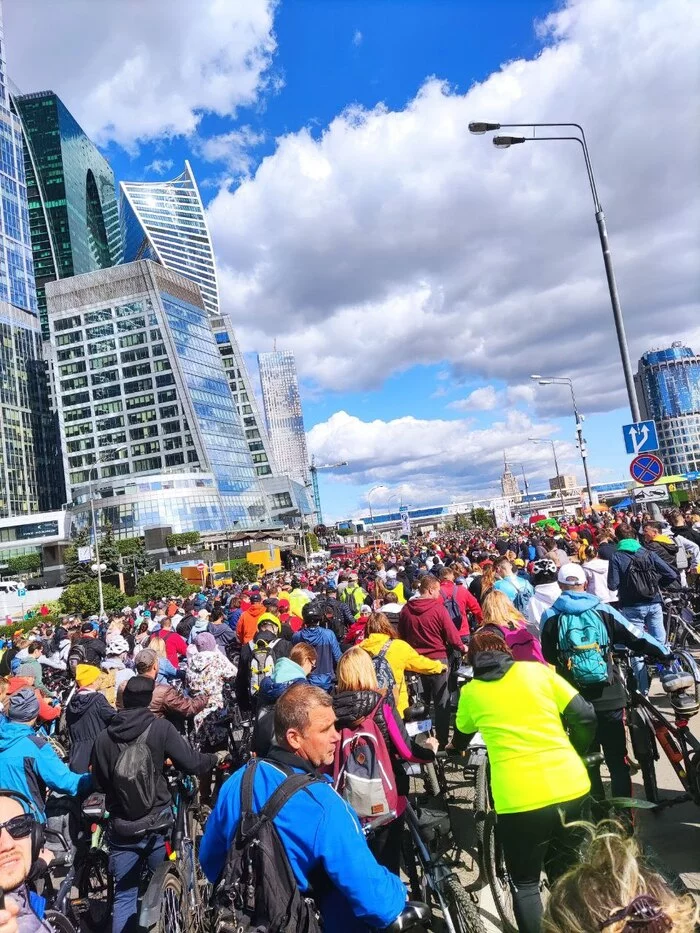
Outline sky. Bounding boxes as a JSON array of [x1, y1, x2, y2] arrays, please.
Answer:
[[6, 0, 700, 523]]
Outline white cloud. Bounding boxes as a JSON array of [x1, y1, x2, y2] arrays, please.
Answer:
[[352, 30, 363, 47], [196, 127, 266, 177], [207, 0, 700, 415], [5, 0, 278, 149], [145, 159, 174, 176], [449, 385, 500, 412]]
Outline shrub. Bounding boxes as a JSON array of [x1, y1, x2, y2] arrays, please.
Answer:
[[135, 570, 195, 601], [59, 580, 126, 616], [165, 531, 201, 549]]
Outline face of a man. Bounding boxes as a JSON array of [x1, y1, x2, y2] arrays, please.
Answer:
[[642, 525, 656, 541], [286, 704, 339, 768], [0, 797, 33, 892]]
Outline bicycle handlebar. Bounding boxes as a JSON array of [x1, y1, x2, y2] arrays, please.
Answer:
[[382, 902, 431, 932]]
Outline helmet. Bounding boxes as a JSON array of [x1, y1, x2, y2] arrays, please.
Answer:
[[532, 559, 557, 577], [302, 601, 325, 627], [106, 635, 129, 655]]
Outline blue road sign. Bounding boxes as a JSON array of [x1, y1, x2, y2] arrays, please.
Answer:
[[630, 454, 664, 485], [622, 420, 659, 455], [17, 587, 26, 598], [686, 471, 700, 482]]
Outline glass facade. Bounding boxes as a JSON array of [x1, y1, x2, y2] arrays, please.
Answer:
[[47, 261, 269, 537], [258, 349, 310, 485], [12, 91, 121, 340], [636, 343, 700, 475]]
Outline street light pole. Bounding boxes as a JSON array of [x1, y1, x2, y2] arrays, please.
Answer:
[[530, 438, 567, 516], [469, 121, 641, 421], [367, 484, 386, 528], [531, 374, 595, 506]]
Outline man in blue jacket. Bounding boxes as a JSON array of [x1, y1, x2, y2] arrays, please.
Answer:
[[292, 601, 341, 675], [0, 688, 91, 819], [199, 682, 407, 933]]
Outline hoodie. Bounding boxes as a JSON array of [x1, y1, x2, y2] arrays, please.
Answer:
[[583, 558, 616, 603], [291, 626, 341, 676], [645, 534, 678, 570], [66, 689, 118, 773], [252, 658, 333, 757], [397, 597, 464, 660], [359, 632, 444, 716], [525, 582, 562, 631], [236, 603, 266, 645]]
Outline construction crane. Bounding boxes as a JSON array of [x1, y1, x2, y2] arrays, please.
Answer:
[[309, 456, 348, 526]]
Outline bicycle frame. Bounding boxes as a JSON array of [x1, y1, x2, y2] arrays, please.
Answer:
[[403, 800, 461, 933], [664, 596, 700, 650]]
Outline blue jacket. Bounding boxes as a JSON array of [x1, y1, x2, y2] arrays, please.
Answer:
[[0, 719, 91, 820], [607, 543, 678, 606], [292, 627, 341, 676], [199, 753, 406, 932]]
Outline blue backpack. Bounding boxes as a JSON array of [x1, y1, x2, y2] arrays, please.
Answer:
[[556, 607, 610, 686], [511, 578, 533, 614]]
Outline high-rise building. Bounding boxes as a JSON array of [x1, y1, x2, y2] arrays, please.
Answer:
[[11, 90, 121, 340], [0, 8, 54, 518], [500, 454, 520, 499], [120, 162, 274, 472], [635, 342, 700, 475], [46, 261, 269, 537], [258, 350, 310, 486]]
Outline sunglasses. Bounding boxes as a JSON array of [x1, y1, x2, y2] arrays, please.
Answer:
[[0, 813, 34, 840]]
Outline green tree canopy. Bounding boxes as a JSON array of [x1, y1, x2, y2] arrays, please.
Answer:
[[135, 570, 195, 601], [59, 580, 126, 616]]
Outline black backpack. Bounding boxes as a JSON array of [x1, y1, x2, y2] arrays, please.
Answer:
[[625, 550, 659, 601], [112, 723, 158, 820], [67, 642, 88, 677], [214, 760, 323, 933], [442, 589, 462, 628]]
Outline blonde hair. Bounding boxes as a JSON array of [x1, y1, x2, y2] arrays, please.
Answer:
[[149, 636, 167, 658], [543, 822, 699, 933], [336, 647, 379, 692], [481, 589, 525, 630]]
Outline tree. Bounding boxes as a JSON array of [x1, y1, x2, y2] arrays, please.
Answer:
[[59, 580, 126, 616], [64, 528, 92, 584], [5, 553, 42, 575], [471, 507, 495, 529], [165, 531, 201, 550], [305, 532, 320, 553], [453, 513, 470, 532], [229, 560, 259, 584], [135, 570, 195, 602], [116, 537, 154, 577]]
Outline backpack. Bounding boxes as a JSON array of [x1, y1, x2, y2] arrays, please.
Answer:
[[67, 642, 88, 677], [372, 641, 397, 699], [214, 760, 322, 933], [625, 550, 659, 601], [674, 538, 689, 571], [342, 585, 362, 616], [112, 723, 157, 820], [333, 701, 398, 823], [442, 587, 462, 628], [511, 579, 533, 614], [556, 608, 611, 687], [249, 639, 279, 699]]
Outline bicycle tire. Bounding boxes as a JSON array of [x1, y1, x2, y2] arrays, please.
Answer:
[[442, 876, 486, 933], [425, 761, 441, 797], [75, 847, 113, 932], [639, 753, 660, 804], [44, 910, 77, 933], [474, 758, 489, 858], [482, 810, 518, 933], [155, 872, 185, 933]]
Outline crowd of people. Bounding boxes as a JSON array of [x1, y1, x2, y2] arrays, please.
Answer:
[[0, 504, 699, 933]]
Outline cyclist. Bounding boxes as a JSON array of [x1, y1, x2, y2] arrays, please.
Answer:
[[235, 615, 292, 714], [0, 790, 53, 933], [122, 648, 210, 726], [292, 602, 341, 676], [66, 664, 118, 773], [90, 675, 223, 933], [525, 558, 561, 629], [479, 590, 545, 663], [199, 682, 408, 933], [450, 628, 596, 933], [540, 563, 673, 799]]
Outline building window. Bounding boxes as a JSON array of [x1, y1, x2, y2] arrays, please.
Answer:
[[84, 309, 112, 324]]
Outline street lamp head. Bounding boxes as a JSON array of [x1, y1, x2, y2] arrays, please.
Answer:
[[538, 379, 553, 385], [468, 121, 501, 135], [530, 374, 542, 380], [493, 135, 526, 149]]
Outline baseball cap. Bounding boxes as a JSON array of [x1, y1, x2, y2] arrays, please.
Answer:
[[80, 622, 94, 634], [250, 593, 262, 603], [278, 598, 290, 610], [135, 648, 158, 674], [557, 564, 587, 586]]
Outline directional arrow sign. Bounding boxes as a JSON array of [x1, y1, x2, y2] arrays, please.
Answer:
[[622, 420, 659, 455]]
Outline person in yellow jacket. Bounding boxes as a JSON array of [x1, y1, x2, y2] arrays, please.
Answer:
[[360, 612, 444, 716], [287, 582, 311, 620], [384, 569, 406, 604]]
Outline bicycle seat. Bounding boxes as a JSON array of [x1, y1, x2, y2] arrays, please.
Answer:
[[661, 671, 695, 694], [382, 902, 431, 931], [404, 702, 427, 722], [582, 752, 604, 770], [416, 806, 450, 843]]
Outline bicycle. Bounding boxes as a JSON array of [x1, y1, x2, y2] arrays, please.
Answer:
[[616, 647, 700, 807], [664, 591, 700, 652]]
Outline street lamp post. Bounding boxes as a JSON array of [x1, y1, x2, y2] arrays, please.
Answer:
[[529, 438, 567, 516], [367, 485, 386, 528], [89, 445, 128, 618], [531, 374, 594, 507], [469, 121, 641, 421]]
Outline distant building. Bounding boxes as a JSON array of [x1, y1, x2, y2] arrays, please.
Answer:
[[46, 261, 269, 537], [549, 474, 577, 492], [635, 343, 700, 476], [258, 350, 310, 486], [500, 455, 520, 499], [12, 90, 121, 339]]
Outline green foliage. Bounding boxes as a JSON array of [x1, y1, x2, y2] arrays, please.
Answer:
[[59, 580, 126, 616], [135, 570, 195, 601], [116, 537, 154, 575], [228, 561, 260, 584], [336, 527, 353, 537], [5, 553, 42, 575], [65, 524, 120, 584], [305, 532, 320, 553], [470, 507, 495, 529], [452, 513, 470, 531], [165, 531, 201, 549]]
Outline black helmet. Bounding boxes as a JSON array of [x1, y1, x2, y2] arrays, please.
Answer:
[[302, 601, 325, 627]]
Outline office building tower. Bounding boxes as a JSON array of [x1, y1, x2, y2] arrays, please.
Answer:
[[46, 261, 269, 537], [500, 454, 520, 499], [258, 350, 310, 486], [635, 343, 700, 475], [12, 90, 121, 340], [120, 162, 274, 471], [0, 7, 54, 518]]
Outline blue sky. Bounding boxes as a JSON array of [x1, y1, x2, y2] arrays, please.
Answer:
[[8, 0, 699, 522]]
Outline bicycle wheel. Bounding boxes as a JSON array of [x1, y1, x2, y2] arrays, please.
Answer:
[[442, 876, 486, 933], [425, 761, 442, 797], [156, 872, 186, 933], [474, 758, 489, 858], [189, 803, 212, 926], [482, 810, 517, 933], [627, 709, 659, 804], [44, 910, 77, 933], [76, 848, 113, 931]]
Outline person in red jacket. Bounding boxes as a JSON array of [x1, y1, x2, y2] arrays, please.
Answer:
[[397, 574, 466, 747], [157, 615, 188, 668], [439, 566, 482, 631]]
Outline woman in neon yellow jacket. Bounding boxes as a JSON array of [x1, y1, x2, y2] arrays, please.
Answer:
[[360, 612, 444, 716]]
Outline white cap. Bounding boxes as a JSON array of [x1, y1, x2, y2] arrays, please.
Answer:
[[557, 563, 587, 586]]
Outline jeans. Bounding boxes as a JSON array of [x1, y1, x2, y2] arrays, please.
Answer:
[[498, 796, 587, 933], [621, 603, 666, 694], [109, 832, 167, 933], [588, 707, 631, 800], [420, 661, 450, 747]]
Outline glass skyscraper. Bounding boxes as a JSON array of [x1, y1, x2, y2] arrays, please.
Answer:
[[120, 162, 275, 474], [46, 261, 269, 537], [0, 6, 54, 518], [635, 342, 700, 475], [12, 91, 121, 339], [258, 349, 310, 486]]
